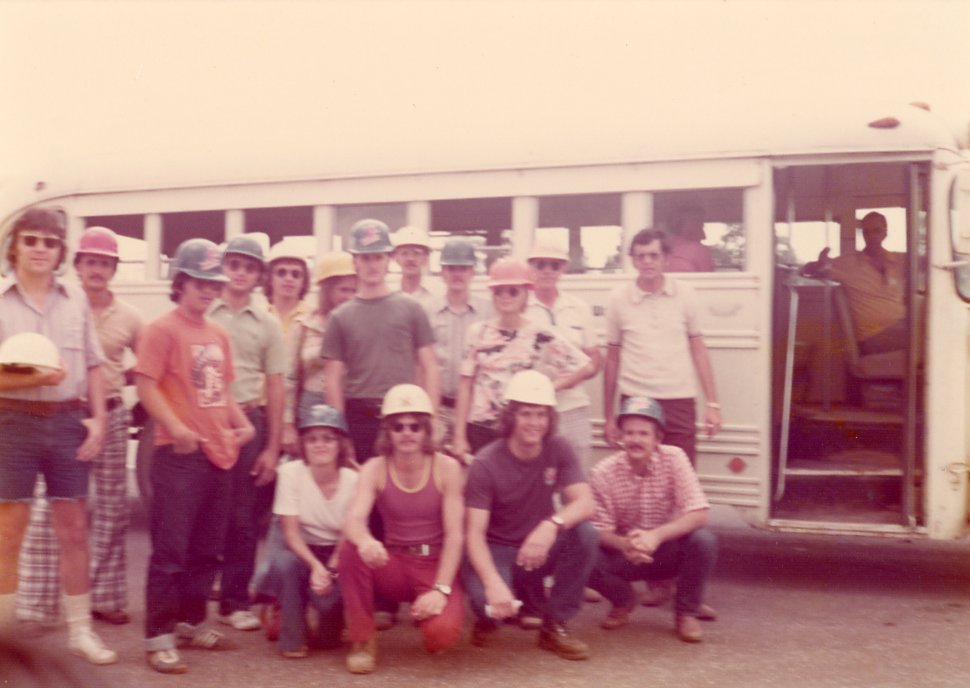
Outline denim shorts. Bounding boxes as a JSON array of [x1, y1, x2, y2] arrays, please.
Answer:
[[0, 407, 89, 501]]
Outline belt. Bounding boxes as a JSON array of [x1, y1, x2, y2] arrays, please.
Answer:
[[106, 397, 123, 412], [0, 397, 85, 417], [385, 543, 442, 557], [440, 396, 456, 409]]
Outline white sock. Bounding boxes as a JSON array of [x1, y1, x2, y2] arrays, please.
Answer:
[[62, 592, 92, 639], [0, 592, 16, 632]]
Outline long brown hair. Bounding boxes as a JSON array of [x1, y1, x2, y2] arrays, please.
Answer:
[[496, 401, 558, 441]]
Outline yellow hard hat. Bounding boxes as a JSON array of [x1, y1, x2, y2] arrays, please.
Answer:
[[314, 252, 355, 283]]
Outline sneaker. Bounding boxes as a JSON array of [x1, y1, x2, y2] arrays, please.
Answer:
[[536, 623, 589, 660], [675, 615, 703, 643], [600, 605, 632, 630], [281, 645, 309, 659], [147, 649, 188, 674], [471, 619, 498, 647], [346, 636, 378, 674], [219, 609, 261, 631], [69, 628, 118, 665], [179, 626, 238, 651]]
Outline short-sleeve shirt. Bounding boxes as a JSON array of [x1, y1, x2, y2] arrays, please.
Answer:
[[134, 309, 238, 469], [284, 310, 327, 424], [272, 462, 358, 546], [605, 277, 701, 399], [0, 276, 104, 402], [208, 299, 287, 404], [423, 294, 491, 399], [460, 320, 590, 426], [829, 250, 905, 342], [464, 435, 585, 547], [93, 296, 143, 398], [589, 446, 709, 534], [525, 292, 597, 413], [320, 292, 434, 400]]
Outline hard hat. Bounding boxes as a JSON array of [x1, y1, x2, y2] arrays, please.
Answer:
[[439, 239, 477, 267], [381, 384, 433, 417], [347, 219, 393, 255], [0, 332, 60, 373], [268, 240, 309, 268], [504, 370, 556, 407], [298, 403, 349, 434], [170, 238, 229, 282], [224, 234, 266, 263], [617, 396, 666, 432], [487, 258, 534, 289], [77, 226, 120, 259], [527, 243, 569, 263], [392, 226, 431, 251], [314, 252, 355, 283]]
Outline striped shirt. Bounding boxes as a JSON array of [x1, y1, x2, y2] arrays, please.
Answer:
[[589, 447, 708, 534]]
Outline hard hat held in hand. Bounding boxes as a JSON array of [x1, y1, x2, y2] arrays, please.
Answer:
[[381, 384, 434, 417], [504, 370, 556, 407], [0, 332, 61, 373]]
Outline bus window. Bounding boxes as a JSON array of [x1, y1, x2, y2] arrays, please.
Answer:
[[431, 197, 512, 269], [83, 214, 148, 282], [537, 193, 622, 273], [949, 173, 970, 302], [160, 210, 224, 269], [244, 206, 313, 247], [653, 188, 745, 271]]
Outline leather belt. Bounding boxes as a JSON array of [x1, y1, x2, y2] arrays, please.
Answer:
[[0, 397, 85, 417], [385, 543, 442, 557]]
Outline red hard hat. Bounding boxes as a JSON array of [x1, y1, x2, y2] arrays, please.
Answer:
[[77, 226, 119, 259], [487, 257, 534, 289]]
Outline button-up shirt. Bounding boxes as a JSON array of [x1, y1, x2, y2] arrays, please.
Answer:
[[208, 298, 287, 404], [423, 293, 491, 399], [0, 275, 103, 402], [92, 295, 143, 398]]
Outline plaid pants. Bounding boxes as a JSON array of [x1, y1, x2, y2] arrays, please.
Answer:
[[16, 403, 131, 621]]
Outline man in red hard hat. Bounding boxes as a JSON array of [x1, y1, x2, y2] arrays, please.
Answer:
[[17, 226, 143, 633]]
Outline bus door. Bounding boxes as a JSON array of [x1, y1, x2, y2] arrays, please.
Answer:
[[770, 161, 928, 534]]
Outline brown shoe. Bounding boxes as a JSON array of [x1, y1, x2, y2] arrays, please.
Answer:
[[697, 603, 718, 621], [537, 623, 589, 660], [600, 605, 632, 630], [346, 636, 378, 674], [675, 615, 703, 643]]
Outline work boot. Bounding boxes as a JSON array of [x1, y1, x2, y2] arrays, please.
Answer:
[[346, 636, 378, 674], [536, 623, 589, 660]]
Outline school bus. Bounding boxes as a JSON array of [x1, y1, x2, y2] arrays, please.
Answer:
[[3, 102, 968, 539]]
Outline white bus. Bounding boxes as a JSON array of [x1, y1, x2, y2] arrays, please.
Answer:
[[3, 103, 969, 539]]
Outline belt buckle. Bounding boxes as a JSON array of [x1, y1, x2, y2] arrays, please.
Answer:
[[420, 544, 430, 556]]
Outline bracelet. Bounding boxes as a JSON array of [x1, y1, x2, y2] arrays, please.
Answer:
[[706, 402, 721, 409]]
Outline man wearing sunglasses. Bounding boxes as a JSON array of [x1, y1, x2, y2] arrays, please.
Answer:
[[265, 240, 312, 338], [0, 207, 116, 665], [207, 234, 287, 633]]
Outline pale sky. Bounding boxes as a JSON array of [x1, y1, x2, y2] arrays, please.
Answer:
[[2, 0, 970, 183]]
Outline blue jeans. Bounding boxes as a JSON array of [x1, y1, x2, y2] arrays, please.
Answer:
[[260, 546, 342, 652], [0, 407, 88, 501], [588, 528, 717, 617], [219, 407, 267, 615], [463, 522, 599, 627], [144, 446, 232, 651]]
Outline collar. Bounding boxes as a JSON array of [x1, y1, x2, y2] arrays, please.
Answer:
[[209, 297, 260, 318], [0, 274, 70, 297], [628, 276, 675, 304]]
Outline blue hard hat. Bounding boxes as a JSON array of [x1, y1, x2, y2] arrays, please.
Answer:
[[348, 219, 393, 254], [617, 396, 666, 431], [298, 404, 349, 435]]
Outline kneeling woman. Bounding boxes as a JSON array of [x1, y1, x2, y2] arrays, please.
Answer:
[[260, 405, 358, 658], [339, 384, 465, 674]]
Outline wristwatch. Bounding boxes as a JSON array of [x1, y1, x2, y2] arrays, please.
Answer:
[[548, 515, 566, 532], [433, 582, 452, 596]]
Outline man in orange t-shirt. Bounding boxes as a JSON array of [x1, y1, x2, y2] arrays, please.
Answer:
[[135, 239, 255, 675]]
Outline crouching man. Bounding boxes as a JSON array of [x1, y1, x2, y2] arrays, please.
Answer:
[[463, 370, 598, 660], [588, 397, 717, 643]]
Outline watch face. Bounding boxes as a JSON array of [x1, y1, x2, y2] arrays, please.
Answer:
[[551, 516, 565, 527], [435, 583, 452, 595]]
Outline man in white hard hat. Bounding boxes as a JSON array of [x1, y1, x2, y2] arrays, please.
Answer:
[[392, 226, 440, 307], [17, 226, 143, 633], [265, 240, 312, 338], [463, 370, 598, 660], [0, 207, 116, 665]]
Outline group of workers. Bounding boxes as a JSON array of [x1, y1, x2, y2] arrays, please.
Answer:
[[0, 206, 725, 676]]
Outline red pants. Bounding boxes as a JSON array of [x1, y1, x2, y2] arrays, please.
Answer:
[[338, 541, 464, 653]]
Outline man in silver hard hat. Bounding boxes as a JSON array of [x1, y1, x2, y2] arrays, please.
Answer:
[[392, 225, 439, 307], [463, 370, 598, 661]]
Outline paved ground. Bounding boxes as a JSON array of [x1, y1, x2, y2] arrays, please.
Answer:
[[11, 504, 970, 688]]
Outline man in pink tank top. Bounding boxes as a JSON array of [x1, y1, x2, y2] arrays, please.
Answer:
[[338, 384, 464, 674]]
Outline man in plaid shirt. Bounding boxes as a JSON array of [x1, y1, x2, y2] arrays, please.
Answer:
[[587, 396, 717, 643]]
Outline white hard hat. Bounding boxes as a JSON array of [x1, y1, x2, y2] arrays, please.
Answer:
[[392, 226, 432, 250], [505, 370, 556, 407], [381, 384, 434, 417], [0, 332, 60, 373]]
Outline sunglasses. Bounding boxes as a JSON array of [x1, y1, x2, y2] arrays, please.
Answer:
[[274, 267, 303, 279], [20, 234, 62, 249], [226, 258, 261, 274], [492, 286, 522, 298], [532, 259, 564, 271], [391, 421, 423, 433]]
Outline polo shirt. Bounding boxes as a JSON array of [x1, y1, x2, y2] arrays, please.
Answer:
[[589, 446, 709, 534], [208, 298, 287, 404], [525, 291, 596, 412], [605, 277, 701, 399], [828, 250, 905, 343]]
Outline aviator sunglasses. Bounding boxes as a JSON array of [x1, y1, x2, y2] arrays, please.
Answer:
[[274, 267, 303, 279], [19, 233, 62, 249], [391, 421, 423, 433]]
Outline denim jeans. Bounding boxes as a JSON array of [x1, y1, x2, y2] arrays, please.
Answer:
[[260, 546, 342, 652], [144, 445, 232, 651], [219, 407, 267, 615], [587, 528, 717, 617], [463, 522, 599, 627], [0, 407, 88, 501]]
